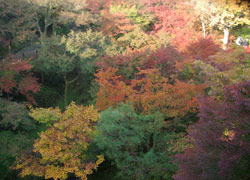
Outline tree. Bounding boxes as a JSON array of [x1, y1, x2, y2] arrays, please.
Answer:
[[28, 0, 102, 39], [95, 104, 177, 180], [129, 68, 204, 117], [0, 0, 37, 51], [63, 30, 108, 62], [97, 45, 179, 79], [32, 30, 108, 106], [0, 99, 38, 179], [190, 0, 216, 38], [109, 3, 154, 32], [96, 67, 204, 117], [174, 80, 250, 180], [185, 37, 221, 60], [142, 46, 181, 77], [95, 67, 132, 111], [142, 0, 192, 34], [181, 47, 250, 96], [142, 0, 197, 52], [85, 0, 112, 14], [212, 0, 249, 49], [29, 106, 62, 126], [191, 0, 250, 49], [0, 98, 36, 131], [0, 58, 40, 104], [13, 102, 104, 180], [0, 0, 104, 56], [101, 8, 136, 38]]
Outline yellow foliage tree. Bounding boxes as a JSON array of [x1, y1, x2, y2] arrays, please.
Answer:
[[13, 103, 104, 180]]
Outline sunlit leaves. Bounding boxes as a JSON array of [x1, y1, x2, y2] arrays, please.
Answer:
[[29, 107, 61, 126], [1, 0, 249, 179], [110, 3, 154, 31], [96, 67, 204, 117], [95, 67, 132, 111], [63, 30, 108, 60], [14, 102, 104, 180], [129, 68, 204, 117]]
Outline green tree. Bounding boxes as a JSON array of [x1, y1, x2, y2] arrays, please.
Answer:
[[0, 0, 37, 52], [62, 30, 109, 66], [33, 31, 108, 106], [0, 99, 39, 179], [109, 3, 154, 31], [95, 104, 176, 180], [0, 99, 37, 131], [29, 0, 102, 40]]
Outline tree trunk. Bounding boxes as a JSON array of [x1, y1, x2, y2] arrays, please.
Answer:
[[8, 40, 11, 54], [41, 72, 44, 83], [63, 74, 78, 107], [201, 21, 206, 38], [222, 28, 230, 50], [64, 75, 69, 107]]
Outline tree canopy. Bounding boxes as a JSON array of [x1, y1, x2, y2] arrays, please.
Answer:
[[0, 0, 249, 179]]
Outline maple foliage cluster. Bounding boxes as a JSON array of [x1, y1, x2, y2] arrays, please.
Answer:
[[0, 0, 249, 180], [14, 103, 104, 180], [174, 81, 250, 180], [0, 59, 40, 103]]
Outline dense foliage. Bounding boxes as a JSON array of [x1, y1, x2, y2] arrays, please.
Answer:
[[174, 81, 250, 180], [95, 104, 176, 180], [0, 0, 249, 179], [14, 103, 104, 180]]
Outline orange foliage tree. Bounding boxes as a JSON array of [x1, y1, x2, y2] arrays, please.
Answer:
[[129, 68, 204, 117], [96, 68, 204, 117], [95, 67, 132, 111]]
